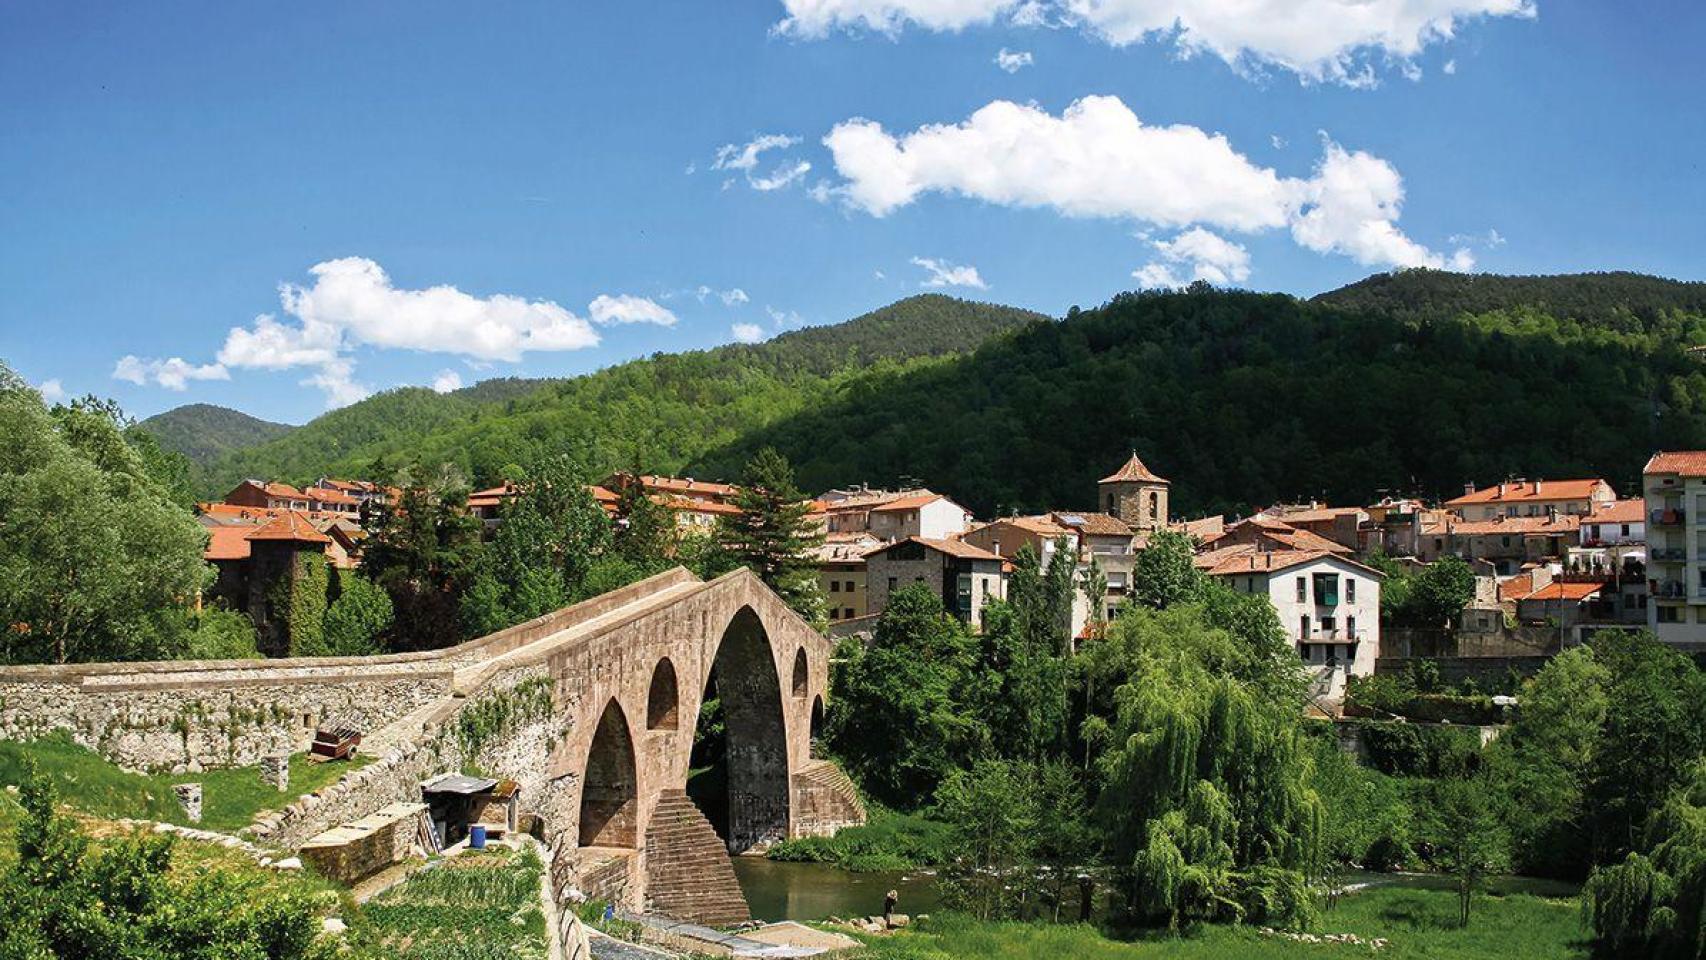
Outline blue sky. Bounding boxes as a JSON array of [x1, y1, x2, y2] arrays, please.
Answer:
[[3, 1, 1702, 423]]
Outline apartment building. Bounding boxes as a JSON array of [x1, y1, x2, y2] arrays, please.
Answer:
[[1644, 452, 1706, 650], [1445, 478, 1615, 521]]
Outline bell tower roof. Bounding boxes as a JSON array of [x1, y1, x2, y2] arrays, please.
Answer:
[[1099, 452, 1169, 485]]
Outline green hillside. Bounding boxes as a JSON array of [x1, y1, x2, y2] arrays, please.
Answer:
[[690, 272, 1706, 516], [137, 403, 294, 467], [196, 294, 1046, 493]]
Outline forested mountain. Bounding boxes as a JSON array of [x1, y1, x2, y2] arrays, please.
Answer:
[[194, 295, 1045, 494], [137, 403, 294, 467], [1314, 268, 1706, 323], [691, 274, 1706, 517]]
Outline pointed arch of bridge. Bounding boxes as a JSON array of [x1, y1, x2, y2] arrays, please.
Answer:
[[790, 646, 809, 700], [579, 698, 639, 849], [647, 657, 680, 731], [703, 604, 791, 853]]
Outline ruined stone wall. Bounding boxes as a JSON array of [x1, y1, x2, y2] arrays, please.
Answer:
[[0, 670, 452, 772]]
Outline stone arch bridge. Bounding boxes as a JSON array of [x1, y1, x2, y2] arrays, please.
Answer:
[[0, 567, 866, 925]]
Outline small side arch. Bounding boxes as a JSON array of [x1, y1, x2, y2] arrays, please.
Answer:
[[579, 698, 639, 848], [791, 646, 809, 700], [647, 658, 680, 731], [810, 694, 825, 759]]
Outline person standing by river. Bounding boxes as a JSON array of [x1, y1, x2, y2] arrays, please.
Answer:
[[883, 889, 898, 928]]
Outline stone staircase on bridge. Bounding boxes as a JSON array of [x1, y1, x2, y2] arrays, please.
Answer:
[[643, 789, 751, 927], [791, 759, 866, 837]]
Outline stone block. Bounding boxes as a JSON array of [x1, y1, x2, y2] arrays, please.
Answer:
[[260, 753, 290, 792], [172, 783, 202, 823]]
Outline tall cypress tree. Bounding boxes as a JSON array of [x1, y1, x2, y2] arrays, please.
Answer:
[[716, 447, 825, 626]]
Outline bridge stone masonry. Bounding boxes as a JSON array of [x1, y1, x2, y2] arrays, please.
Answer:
[[0, 567, 866, 926]]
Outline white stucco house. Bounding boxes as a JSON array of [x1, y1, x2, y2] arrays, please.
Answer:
[[1199, 549, 1386, 705]]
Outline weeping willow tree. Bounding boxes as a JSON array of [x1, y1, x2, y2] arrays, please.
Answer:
[[1093, 603, 1323, 931], [1584, 761, 1706, 959]]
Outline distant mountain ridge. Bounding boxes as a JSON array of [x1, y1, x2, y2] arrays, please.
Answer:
[[138, 403, 295, 468], [176, 294, 1046, 494]]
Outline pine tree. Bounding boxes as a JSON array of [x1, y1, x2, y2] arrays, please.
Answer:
[[716, 448, 826, 625]]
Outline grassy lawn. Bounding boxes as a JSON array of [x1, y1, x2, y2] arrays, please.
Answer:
[[0, 731, 371, 832], [853, 885, 1590, 960], [364, 846, 548, 959]]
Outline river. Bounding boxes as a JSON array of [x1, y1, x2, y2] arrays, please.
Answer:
[[731, 858, 943, 922], [731, 859, 1580, 924]]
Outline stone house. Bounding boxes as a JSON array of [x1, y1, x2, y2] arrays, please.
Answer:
[[960, 515, 1079, 566], [1259, 504, 1367, 551], [863, 537, 1006, 630], [1441, 514, 1580, 575], [224, 479, 312, 512]]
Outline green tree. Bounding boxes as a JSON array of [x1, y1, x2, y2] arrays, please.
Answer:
[[610, 469, 676, 572], [1433, 776, 1509, 928], [362, 465, 483, 651], [1583, 761, 1706, 960], [182, 607, 261, 660], [716, 448, 825, 625], [1394, 556, 1475, 628], [1130, 530, 1207, 610], [827, 585, 991, 807], [322, 572, 394, 656], [1090, 602, 1321, 930], [1079, 555, 1109, 646], [935, 758, 1039, 921], [0, 762, 333, 959], [0, 367, 212, 664]]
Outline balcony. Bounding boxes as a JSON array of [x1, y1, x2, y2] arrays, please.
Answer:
[[1652, 547, 1688, 563], [1655, 580, 1689, 600], [1651, 508, 1686, 526]]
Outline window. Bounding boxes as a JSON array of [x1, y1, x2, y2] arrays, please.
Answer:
[[1320, 616, 1336, 634], [1299, 644, 1311, 661], [1313, 572, 1340, 605], [1148, 491, 1159, 520], [1622, 524, 1631, 537], [887, 577, 897, 591], [1434, 538, 1444, 551], [1296, 576, 1307, 603], [1658, 606, 1682, 623], [830, 580, 841, 593], [1346, 578, 1357, 603], [1300, 615, 1311, 639], [1347, 615, 1357, 639], [1501, 535, 1512, 548]]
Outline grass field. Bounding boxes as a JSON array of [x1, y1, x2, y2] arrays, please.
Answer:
[[853, 884, 1590, 960], [365, 846, 549, 959], [0, 731, 371, 831]]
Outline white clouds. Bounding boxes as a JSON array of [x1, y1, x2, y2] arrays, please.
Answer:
[[775, 0, 1532, 86], [731, 322, 767, 344], [36, 379, 65, 404], [994, 47, 1034, 72], [588, 293, 679, 326], [1443, 58, 1458, 74], [713, 134, 813, 191], [1134, 227, 1250, 287], [766, 306, 806, 329], [121, 257, 607, 409], [696, 285, 751, 306], [823, 96, 1469, 271], [431, 369, 463, 394], [112, 355, 230, 391], [911, 256, 989, 289]]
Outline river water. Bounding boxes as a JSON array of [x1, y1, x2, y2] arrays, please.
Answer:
[[731, 859, 1579, 924], [731, 858, 944, 922]]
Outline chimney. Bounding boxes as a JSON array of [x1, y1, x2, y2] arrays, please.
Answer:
[[1464, 482, 1476, 497], [1534, 479, 1543, 495], [1498, 483, 1507, 497]]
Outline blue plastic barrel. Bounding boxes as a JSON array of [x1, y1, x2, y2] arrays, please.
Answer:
[[469, 825, 487, 849]]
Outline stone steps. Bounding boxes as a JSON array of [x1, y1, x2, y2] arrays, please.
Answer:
[[791, 759, 866, 835], [644, 790, 750, 927]]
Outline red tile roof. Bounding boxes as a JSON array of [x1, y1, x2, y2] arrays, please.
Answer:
[[867, 536, 1003, 562], [203, 526, 254, 561], [1446, 479, 1610, 506], [1645, 451, 1706, 477], [1517, 581, 1605, 602], [630, 474, 740, 498], [1588, 499, 1646, 524], [305, 486, 360, 506], [1449, 515, 1581, 536], [1198, 546, 1386, 579], [246, 511, 332, 544], [1099, 452, 1168, 485], [1050, 511, 1132, 537], [658, 495, 743, 516], [871, 492, 950, 513]]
